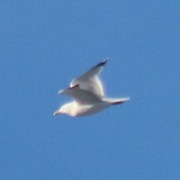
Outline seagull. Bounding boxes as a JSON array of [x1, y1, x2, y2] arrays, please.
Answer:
[[54, 59, 130, 117]]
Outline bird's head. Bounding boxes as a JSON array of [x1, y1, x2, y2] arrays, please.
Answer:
[[54, 102, 77, 117]]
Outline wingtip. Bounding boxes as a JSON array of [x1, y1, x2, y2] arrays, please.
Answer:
[[110, 97, 130, 105], [101, 58, 108, 65], [93, 58, 108, 69], [122, 97, 130, 102], [125, 97, 130, 101]]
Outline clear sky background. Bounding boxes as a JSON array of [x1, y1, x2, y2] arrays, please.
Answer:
[[1, 0, 180, 179]]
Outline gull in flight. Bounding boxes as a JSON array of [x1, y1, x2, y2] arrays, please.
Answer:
[[54, 59, 130, 117]]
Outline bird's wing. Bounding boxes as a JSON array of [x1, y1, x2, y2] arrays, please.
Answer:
[[102, 97, 130, 105], [70, 59, 107, 97], [59, 85, 102, 104]]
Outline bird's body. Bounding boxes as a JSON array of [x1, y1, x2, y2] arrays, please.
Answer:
[[58, 101, 110, 117], [54, 59, 130, 117]]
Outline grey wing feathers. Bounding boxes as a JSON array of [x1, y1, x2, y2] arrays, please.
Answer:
[[59, 85, 102, 104]]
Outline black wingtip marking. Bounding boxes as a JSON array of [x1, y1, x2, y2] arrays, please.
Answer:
[[93, 58, 108, 69], [101, 58, 108, 65], [111, 101, 124, 105]]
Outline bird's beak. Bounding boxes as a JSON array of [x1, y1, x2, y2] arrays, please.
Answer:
[[54, 111, 62, 116]]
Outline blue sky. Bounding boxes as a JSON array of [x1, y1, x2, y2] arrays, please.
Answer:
[[1, 0, 180, 179]]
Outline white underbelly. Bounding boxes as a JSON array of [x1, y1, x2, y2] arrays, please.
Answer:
[[77, 102, 110, 116]]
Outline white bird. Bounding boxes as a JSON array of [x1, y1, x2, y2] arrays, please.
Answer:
[[54, 59, 130, 117]]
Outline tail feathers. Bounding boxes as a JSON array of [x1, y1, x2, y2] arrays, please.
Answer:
[[103, 97, 130, 105]]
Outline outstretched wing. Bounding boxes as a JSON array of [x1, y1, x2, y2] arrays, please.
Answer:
[[59, 85, 102, 104], [70, 59, 107, 97], [103, 97, 130, 105]]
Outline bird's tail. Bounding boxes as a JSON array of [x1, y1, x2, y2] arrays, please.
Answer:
[[103, 97, 130, 105]]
